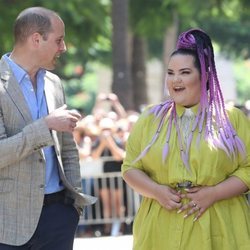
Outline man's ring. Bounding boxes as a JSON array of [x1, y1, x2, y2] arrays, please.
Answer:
[[191, 201, 197, 207]]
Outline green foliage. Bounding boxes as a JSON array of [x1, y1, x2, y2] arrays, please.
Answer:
[[63, 65, 98, 114], [0, 1, 34, 56], [184, 0, 250, 59], [233, 60, 250, 104], [129, 0, 173, 38]]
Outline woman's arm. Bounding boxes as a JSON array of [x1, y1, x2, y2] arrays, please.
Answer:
[[123, 169, 182, 210], [213, 176, 248, 201], [104, 135, 125, 161], [90, 139, 106, 159]]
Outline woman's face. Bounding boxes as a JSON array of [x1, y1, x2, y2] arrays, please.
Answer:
[[166, 54, 201, 108]]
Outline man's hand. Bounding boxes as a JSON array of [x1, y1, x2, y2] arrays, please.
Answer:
[[45, 105, 82, 132]]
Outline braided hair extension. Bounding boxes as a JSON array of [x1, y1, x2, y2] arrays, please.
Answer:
[[177, 29, 245, 159], [132, 28, 246, 170]]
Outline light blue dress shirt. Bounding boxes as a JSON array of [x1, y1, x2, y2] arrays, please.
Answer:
[[4, 53, 64, 194]]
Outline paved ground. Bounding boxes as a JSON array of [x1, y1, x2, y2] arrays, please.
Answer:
[[73, 235, 133, 250]]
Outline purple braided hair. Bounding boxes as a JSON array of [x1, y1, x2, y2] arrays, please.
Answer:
[[133, 28, 246, 170]]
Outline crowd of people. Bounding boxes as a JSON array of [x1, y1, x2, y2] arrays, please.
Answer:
[[73, 93, 139, 163], [73, 93, 139, 236]]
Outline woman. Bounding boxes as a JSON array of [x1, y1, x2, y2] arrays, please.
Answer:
[[122, 28, 250, 250]]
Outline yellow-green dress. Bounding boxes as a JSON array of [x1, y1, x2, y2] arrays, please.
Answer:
[[122, 104, 250, 250]]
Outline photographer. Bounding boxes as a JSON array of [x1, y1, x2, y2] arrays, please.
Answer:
[[91, 117, 125, 235]]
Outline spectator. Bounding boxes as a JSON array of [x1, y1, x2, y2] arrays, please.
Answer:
[[91, 117, 125, 235]]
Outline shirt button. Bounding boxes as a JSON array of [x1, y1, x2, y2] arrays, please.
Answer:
[[39, 159, 43, 163], [39, 184, 44, 189]]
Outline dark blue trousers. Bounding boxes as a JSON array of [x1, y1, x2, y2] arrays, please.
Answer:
[[0, 203, 79, 250]]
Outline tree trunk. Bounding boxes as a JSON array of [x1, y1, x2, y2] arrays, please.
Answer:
[[131, 35, 148, 112], [111, 0, 134, 110], [162, 11, 179, 100]]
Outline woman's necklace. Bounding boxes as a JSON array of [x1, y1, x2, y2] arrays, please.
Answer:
[[173, 106, 201, 171], [179, 108, 196, 148]]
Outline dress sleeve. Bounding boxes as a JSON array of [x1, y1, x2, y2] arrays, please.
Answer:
[[228, 107, 250, 189], [121, 108, 152, 175]]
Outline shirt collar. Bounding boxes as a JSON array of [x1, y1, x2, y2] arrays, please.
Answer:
[[3, 53, 46, 84], [3, 53, 26, 84], [175, 103, 200, 118]]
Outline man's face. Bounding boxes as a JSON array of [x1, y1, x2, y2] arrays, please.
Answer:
[[38, 17, 66, 70]]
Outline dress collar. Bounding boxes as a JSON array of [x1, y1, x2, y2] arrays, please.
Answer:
[[175, 103, 200, 118]]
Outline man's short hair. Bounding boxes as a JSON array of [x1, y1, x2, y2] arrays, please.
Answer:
[[14, 7, 59, 44]]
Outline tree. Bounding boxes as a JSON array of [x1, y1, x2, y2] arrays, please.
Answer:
[[131, 35, 148, 111], [177, 0, 250, 59], [111, 0, 134, 110], [129, 0, 175, 107]]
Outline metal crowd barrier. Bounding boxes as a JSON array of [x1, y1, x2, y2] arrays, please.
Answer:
[[79, 157, 141, 226]]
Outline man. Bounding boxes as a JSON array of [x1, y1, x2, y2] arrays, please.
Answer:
[[0, 7, 97, 250]]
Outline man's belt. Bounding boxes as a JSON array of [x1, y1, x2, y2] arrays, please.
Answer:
[[43, 190, 74, 206]]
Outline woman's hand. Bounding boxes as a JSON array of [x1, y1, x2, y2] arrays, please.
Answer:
[[123, 169, 182, 211], [176, 176, 248, 221], [178, 186, 216, 221], [154, 185, 182, 211]]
